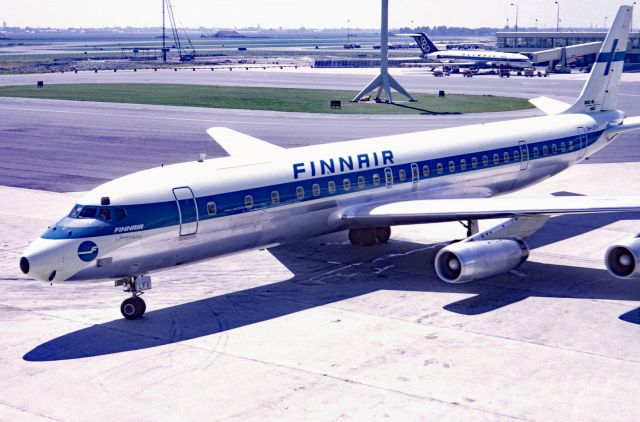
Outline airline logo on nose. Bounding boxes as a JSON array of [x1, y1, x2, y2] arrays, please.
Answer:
[[78, 241, 99, 262]]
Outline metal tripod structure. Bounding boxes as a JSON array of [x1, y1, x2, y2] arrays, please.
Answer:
[[352, 0, 414, 103]]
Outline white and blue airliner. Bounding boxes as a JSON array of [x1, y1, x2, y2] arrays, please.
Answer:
[[405, 32, 531, 69], [20, 6, 640, 319]]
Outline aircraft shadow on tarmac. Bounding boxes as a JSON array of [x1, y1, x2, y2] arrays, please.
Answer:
[[24, 212, 640, 362]]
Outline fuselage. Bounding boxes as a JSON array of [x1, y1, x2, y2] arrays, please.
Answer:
[[425, 50, 531, 69], [22, 110, 624, 283]]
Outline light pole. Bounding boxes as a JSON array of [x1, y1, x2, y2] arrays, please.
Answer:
[[535, 18, 539, 31], [347, 19, 350, 44], [554, 1, 560, 32], [510, 3, 519, 32], [632, 2, 637, 33], [604, 16, 608, 31]]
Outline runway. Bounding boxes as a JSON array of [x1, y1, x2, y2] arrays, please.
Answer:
[[1, 68, 640, 421]]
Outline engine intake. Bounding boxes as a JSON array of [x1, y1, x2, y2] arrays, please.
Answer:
[[605, 235, 640, 279], [435, 239, 529, 283]]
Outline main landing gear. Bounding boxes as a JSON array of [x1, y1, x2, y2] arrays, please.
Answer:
[[348, 227, 391, 246], [115, 275, 152, 320]]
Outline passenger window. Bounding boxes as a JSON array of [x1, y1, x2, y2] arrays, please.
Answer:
[[437, 163, 444, 174], [561, 142, 566, 153], [271, 191, 280, 205], [533, 147, 539, 158], [514, 150, 520, 161], [471, 157, 478, 169], [357, 176, 365, 189], [552, 144, 558, 154], [79, 207, 97, 218], [448, 161, 455, 173], [372, 174, 380, 186], [245, 195, 253, 209], [385, 169, 393, 185], [422, 165, 430, 177], [522, 149, 529, 160], [411, 164, 419, 180], [493, 154, 500, 165], [328, 180, 337, 193], [312, 183, 321, 197], [343, 178, 351, 191], [399, 169, 406, 181], [296, 186, 305, 200], [543, 145, 549, 156], [504, 152, 510, 163], [207, 201, 217, 215], [482, 155, 489, 167], [460, 159, 467, 171], [114, 208, 127, 221], [98, 208, 112, 222], [569, 141, 574, 151]]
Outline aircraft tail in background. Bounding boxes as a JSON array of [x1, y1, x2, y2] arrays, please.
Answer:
[[407, 32, 439, 55]]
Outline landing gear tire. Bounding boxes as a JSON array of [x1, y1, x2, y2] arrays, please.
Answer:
[[375, 227, 391, 243], [121, 296, 146, 320], [349, 228, 376, 246], [349, 227, 391, 246]]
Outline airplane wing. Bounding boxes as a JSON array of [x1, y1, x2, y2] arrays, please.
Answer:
[[605, 116, 640, 134], [529, 96, 571, 115], [207, 127, 284, 157], [334, 196, 640, 228]]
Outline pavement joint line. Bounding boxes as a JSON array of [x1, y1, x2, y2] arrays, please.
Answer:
[[0, 399, 62, 422]]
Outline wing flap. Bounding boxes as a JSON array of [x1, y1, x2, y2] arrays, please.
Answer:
[[336, 196, 640, 228], [207, 127, 284, 158]]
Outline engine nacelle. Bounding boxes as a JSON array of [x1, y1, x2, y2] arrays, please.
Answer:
[[434, 239, 529, 283], [605, 235, 640, 279]]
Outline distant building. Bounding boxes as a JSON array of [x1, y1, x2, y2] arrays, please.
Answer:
[[496, 31, 640, 67], [209, 30, 245, 38]]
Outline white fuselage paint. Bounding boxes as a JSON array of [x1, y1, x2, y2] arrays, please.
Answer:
[[424, 50, 531, 69], [25, 110, 623, 283]]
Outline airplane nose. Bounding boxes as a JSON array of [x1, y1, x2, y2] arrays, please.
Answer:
[[19, 257, 30, 274], [21, 238, 68, 282]]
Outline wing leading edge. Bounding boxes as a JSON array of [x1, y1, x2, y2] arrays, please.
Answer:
[[335, 196, 640, 228]]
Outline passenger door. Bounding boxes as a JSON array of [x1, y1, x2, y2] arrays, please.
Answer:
[[172, 187, 199, 236], [518, 141, 529, 170], [577, 126, 588, 158]]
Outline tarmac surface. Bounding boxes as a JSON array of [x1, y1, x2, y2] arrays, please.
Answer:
[[1, 68, 640, 421]]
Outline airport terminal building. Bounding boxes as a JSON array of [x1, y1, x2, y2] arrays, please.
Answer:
[[496, 31, 640, 68]]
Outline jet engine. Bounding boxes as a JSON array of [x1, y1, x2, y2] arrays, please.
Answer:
[[605, 235, 640, 279], [434, 239, 529, 283]]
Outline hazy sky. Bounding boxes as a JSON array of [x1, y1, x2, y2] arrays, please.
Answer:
[[0, 0, 635, 30]]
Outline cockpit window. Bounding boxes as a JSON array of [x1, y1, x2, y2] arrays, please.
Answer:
[[114, 208, 127, 221], [68, 205, 125, 221], [98, 208, 112, 222], [79, 207, 97, 218], [68, 205, 82, 218]]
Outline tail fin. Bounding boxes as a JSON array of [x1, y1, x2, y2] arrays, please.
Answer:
[[410, 33, 439, 55], [564, 5, 632, 114]]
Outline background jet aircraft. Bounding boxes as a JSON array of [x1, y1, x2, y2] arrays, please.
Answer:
[[404, 32, 532, 69]]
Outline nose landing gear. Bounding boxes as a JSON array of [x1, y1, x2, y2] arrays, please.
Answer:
[[115, 275, 152, 320]]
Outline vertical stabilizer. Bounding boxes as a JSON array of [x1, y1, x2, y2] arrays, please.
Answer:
[[411, 33, 439, 55], [564, 5, 632, 113]]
